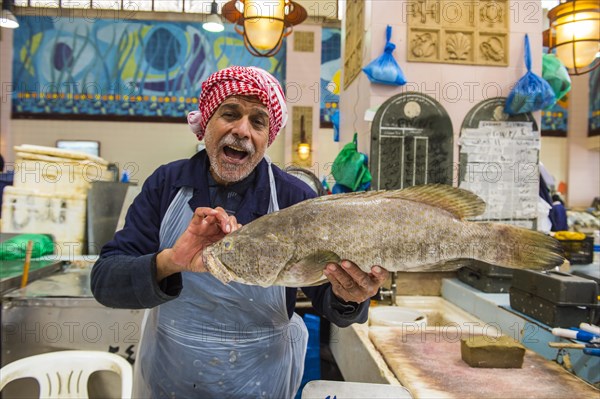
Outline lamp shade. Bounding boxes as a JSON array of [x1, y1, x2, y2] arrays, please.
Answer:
[[548, 0, 600, 75], [244, 0, 285, 51], [0, 9, 18, 28], [222, 0, 307, 57], [203, 14, 224, 32], [297, 142, 310, 160]]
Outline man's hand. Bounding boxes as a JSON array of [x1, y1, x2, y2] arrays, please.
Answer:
[[157, 207, 241, 281], [323, 260, 389, 303]]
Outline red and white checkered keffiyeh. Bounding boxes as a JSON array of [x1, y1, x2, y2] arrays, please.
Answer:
[[187, 66, 287, 146]]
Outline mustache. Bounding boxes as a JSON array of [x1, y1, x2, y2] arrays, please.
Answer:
[[219, 135, 256, 155]]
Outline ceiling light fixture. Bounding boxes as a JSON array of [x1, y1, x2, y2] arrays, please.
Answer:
[[203, 0, 225, 33], [547, 0, 600, 75], [222, 0, 307, 57], [0, 0, 19, 29]]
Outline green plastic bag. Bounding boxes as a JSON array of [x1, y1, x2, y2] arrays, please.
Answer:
[[0, 234, 54, 260], [331, 133, 372, 192], [543, 54, 571, 102]]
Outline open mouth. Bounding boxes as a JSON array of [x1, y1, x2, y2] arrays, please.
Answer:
[[203, 246, 236, 284], [222, 145, 249, 162]]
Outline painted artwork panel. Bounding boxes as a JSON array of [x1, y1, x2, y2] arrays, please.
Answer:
[[320, 27, 340, 129], [589, 67, 600, 137], [541, 97, 568, 137], [11, 16, 285, 121]]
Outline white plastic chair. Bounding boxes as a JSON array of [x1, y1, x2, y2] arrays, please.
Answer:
[[301, 380, 413, 399], [0, 350, 133, 399]]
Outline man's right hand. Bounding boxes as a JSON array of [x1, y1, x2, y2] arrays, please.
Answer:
[[156, 207, 241, 281]]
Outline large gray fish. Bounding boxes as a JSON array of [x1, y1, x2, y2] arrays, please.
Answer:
[[203, 184, 564, 287]]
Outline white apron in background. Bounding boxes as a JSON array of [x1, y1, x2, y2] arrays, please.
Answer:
[[133, 160, 308, 398]]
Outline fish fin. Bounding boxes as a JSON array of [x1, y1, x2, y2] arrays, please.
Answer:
[[389, 184, 486, 219], [275, 250, 341, 287], [406, 259, 472, 272], [307, 184, 485, 219], [477, 223, 565, 270]]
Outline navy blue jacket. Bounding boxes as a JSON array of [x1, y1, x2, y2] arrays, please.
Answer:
[[91, 150, 369, 327]]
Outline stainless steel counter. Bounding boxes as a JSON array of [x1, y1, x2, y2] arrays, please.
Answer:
[[1, 263, 144, 398]]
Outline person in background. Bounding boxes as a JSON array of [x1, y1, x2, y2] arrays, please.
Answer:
[[550, 193, 569, 232], [91, 66, 388, 398]]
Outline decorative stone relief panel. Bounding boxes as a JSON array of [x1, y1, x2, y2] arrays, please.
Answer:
[[343, 0, 364, 89], [294, 31, 315, 52], [407, 0, 509, 66]]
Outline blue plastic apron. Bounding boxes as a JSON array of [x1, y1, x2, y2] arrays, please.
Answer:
[[133, 159, 308, 398]]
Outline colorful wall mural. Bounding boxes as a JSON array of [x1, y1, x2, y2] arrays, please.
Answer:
[[12, 16, 285, 121], [541, 97, 568, 137], [320, 27, 340, 130]]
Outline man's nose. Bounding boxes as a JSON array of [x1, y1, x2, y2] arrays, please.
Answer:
[[232, 116, 252, 139]]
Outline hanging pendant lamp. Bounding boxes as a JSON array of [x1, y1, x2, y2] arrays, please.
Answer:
[[0, 0, 19, 29], [203, 0, 224, 33], [222, 0, 307, 57], [547, 0, 600, 75]]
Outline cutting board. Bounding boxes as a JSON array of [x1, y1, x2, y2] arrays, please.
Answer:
[[369, 327, 599, 399]]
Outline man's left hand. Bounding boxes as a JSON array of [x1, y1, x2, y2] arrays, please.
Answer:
[[323, 260, 389, 303]]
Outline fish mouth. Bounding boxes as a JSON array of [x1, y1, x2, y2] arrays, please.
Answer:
[[203, 246, 236, 284]]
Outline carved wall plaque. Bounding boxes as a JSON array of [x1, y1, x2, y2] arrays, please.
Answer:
[[407, 0, 509, 66], [343, 0, 364, 89], [294, 31, 315, 52]]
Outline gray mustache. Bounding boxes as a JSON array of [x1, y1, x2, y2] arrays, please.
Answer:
[[220, 135, 255, 155]]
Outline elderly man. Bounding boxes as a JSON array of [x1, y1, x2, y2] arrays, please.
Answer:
[[91, 66, 388, 398]]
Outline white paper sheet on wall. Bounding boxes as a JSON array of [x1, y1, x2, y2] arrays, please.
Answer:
[[459, 121, 539, 227]]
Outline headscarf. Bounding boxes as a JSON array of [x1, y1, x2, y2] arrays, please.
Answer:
[[187, 66, 288, 146]]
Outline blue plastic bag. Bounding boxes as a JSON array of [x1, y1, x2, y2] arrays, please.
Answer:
[[362, 25, 406, 86], [505, 34, 556, 115], [332, 109, 340, 142]]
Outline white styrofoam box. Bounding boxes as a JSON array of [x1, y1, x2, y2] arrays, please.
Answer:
[[11, 145, 112, 195], [1, 186, 87, 256], [12, 158, 112, 195]]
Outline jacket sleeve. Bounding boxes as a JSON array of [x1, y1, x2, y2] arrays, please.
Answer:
[[90, 166, 182, 309], [300, 284, 369, 327]]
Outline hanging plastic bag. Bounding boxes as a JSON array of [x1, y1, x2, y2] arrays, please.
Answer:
[[542, 53, 571, 102], [332, 109, 340, 142], [362, 25, 407, 86], [331, 133, 372, 192], [505, 34, 556, 115]]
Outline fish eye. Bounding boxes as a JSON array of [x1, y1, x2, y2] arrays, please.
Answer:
[[223, 240, 232, 250]]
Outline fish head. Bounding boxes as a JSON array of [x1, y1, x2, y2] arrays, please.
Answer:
[[203, 229, 295, 287]]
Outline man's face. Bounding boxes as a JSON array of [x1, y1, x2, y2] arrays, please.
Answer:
[[204, 96, 270, 185]]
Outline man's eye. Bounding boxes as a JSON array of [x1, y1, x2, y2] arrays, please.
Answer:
[[253, 119, 266, 127]]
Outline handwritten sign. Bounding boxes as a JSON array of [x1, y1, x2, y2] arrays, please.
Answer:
[[459, 121, 539, 227]]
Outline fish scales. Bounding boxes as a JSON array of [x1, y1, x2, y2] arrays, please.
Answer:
[[203, 184, 564, 287]]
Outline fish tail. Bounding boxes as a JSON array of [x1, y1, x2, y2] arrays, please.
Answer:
[[477, 223, 565, 270]]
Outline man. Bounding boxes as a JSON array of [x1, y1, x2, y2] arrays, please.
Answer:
[[91, 66, 388, 398]]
